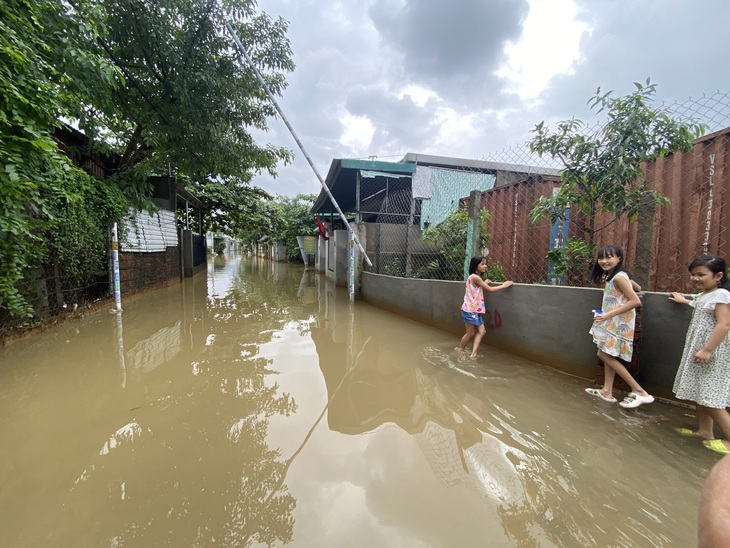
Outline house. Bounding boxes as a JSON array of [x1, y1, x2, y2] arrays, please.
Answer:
[[310, 153, 560, 287], [55, 125, 207, 297], [120, 176, 208, 292]]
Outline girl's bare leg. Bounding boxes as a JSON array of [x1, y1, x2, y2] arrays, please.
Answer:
[[695, 406, 716, 439], [706, 407, 730, 450], [597, 350, 650, 396], [599, 353, 617, 398], [460, 324, 475, 351], [470, 325, 486, 358]]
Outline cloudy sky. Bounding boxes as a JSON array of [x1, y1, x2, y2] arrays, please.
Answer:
[[249, 0, 730, 197]]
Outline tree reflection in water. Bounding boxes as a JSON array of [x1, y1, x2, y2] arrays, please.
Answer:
[[80, 259, 312, 546]]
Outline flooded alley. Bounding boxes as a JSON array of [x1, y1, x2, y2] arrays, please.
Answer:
[[0, 255, 719, 547]]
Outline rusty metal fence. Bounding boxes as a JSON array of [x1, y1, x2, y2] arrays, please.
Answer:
[[365, 91, 730, 292]]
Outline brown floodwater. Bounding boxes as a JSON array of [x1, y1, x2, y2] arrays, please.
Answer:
[[0, 254, 718, 547]]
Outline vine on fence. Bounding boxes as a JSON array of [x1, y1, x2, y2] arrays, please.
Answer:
[[44, 168, 128, 305]]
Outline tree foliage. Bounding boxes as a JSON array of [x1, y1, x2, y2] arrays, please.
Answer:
[[420, 208, 493, 280], [196, 178, 274, 237], [0, 0, 120, 317], [1, 0, 296, 319], [77, 0, 295, 187], [528, 79, 705, 248], [269, 194, 317, 261], [545, 236, 595, 286]]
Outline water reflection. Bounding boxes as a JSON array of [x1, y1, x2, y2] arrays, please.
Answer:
[[310, 269, 711, 547], [0, 255, 312, 546], [0, 255, 716, 547]]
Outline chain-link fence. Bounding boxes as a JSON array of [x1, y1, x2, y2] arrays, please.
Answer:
[[365, 92, 730, 292], [362, 163, 499, 281], [0, 239, 114, 339]]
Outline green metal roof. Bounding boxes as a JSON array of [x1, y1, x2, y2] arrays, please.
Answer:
[[311, 158, 416, 215]]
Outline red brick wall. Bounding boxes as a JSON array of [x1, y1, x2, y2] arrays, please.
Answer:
[[119, 247, 180, 295]]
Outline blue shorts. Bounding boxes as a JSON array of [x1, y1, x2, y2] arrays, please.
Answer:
[[461, 311, 484, 326]]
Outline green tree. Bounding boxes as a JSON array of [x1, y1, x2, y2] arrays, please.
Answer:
[[269, 194, 317, 261], [0, 0, 121, 317], [545, 236, 595, 286], [528, 79, 704, 250], [77, 0, 295, 189], [420, 208, 492, 280], [1, 0, 296, 319], [196, 179, 274, 238]]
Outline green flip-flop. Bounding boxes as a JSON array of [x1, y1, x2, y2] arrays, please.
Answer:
[[675, 428, 696, 437], [703, 439, 730, 455]]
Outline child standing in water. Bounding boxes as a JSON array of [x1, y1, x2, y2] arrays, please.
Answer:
[[585, 245, 654, 408], [459, 255, 513, 358], [670, 255, 730, 455]]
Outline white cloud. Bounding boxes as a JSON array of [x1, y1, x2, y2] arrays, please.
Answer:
[[397, 85, 437, 108], [250, 0, 730, 197], [433, 107, 480, 151], [496, 0, 592, 101], [339, 114, 376, 154]]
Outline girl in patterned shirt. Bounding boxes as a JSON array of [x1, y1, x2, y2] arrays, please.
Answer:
[[458, 255, 513, 359], [670, 255, 730, 455], [585, 245, 654, 408]]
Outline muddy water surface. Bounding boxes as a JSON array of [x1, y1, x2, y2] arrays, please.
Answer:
[[0, 255, 717, 547]]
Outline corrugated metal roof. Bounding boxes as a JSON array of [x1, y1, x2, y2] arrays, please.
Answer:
[[400, 152, 561, 177], [121, 209, 178, 252], [311, 158, 416, 214]]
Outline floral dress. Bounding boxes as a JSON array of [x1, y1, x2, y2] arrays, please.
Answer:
[[461, 276, 485, 314], [589, 271, 635, 361], [673, 288, 730, 408]]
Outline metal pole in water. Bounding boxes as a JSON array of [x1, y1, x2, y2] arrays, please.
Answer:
[[112, 222, 122, 313], [349, 230, 355, 303]]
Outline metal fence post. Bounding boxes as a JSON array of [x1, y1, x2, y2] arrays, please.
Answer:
[[463, 190, 482, 280], [634, 191, 657, 289]]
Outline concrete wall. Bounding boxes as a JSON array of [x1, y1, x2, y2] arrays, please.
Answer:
[[361, 272, 693, 400], [323, 229, 351, 286], [273, 242, 287, 262]]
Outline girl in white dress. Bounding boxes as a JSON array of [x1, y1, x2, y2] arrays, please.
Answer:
[[670, 255, 730, 455]]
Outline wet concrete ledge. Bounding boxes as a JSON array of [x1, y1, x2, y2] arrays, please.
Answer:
[[361, 272, 693, 400]]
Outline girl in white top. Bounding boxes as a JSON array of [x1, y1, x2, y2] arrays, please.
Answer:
[[670, 255, 730, 455]]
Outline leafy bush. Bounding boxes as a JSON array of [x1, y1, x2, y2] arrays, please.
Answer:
[[420, 208, 491, 280], [214, 240, 227, 255], [484, 262, 507, 282], [546, 237, 596, 286]]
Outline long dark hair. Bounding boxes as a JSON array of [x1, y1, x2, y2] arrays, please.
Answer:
[[468, 256, 485, 276], [689, 255, 730, 289], [590, 245, 628, 285]]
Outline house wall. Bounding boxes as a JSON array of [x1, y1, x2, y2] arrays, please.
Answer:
[[480, 177, 561, 284], [643, 129, 730, 291], [273, 243, 288, 262], [361, 272, 693, 400], [119, 247, 180, 294], [121, 209, 178, 253]]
